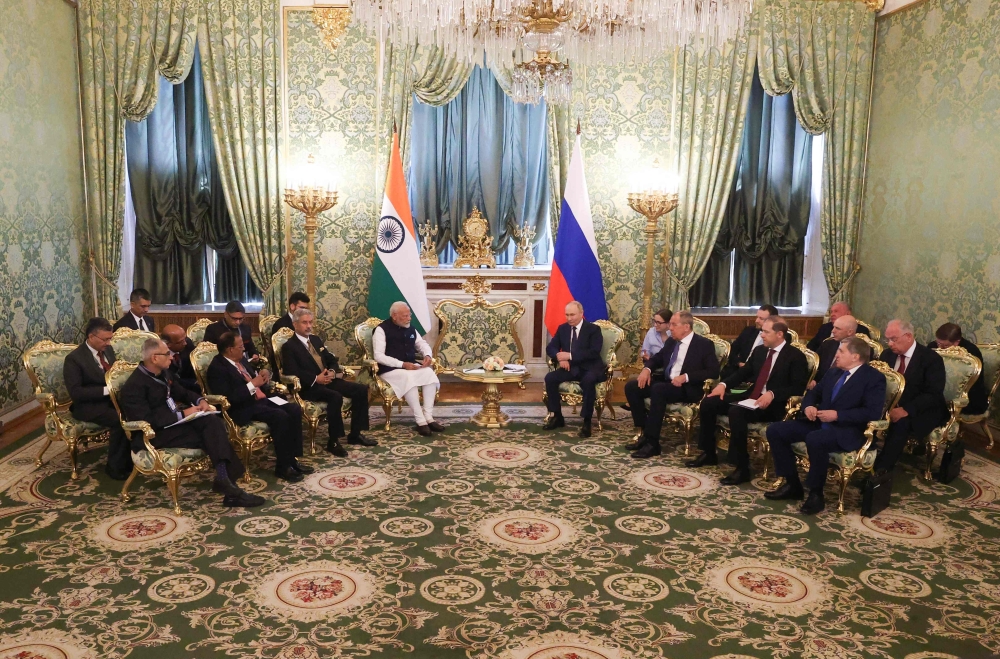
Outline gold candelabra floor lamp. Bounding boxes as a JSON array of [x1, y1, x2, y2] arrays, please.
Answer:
[[283, 154, 337, 305]]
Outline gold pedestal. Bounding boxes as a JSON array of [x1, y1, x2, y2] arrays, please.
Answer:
[[454, 368, 530, 428]]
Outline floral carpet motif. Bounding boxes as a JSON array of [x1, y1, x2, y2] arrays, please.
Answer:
[[0, 407, 999, 658]]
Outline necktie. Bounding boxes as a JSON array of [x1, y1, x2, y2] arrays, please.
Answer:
[[897, 354, 907, 375], [831, 370, 849, 400], [665, 342, 681, 377], [307, 339, 325, 370], [137, 317, 146, 332], [237, 362, 266, 400], [570, 325, 577, 351], [749, 349, 776, 400], [98, 351, 111, 372]]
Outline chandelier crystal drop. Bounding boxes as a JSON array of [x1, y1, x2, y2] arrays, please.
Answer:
[[353, 0, 755, 104]]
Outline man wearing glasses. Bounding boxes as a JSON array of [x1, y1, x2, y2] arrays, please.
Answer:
[[204, 301, 261, 365], [120, 338, 265, 508]]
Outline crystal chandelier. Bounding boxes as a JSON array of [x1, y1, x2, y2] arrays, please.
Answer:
[[353, 0, 755, 104]]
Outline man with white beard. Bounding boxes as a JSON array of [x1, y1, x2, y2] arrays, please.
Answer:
[[373, 301, 444, 436]]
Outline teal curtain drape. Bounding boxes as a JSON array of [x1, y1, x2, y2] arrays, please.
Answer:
[[408, 65, 550, 262]]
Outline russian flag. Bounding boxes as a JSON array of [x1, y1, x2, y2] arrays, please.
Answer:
[[545, 133, 608, 335]]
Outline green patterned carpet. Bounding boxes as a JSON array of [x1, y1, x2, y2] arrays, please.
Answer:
[[1, 405, 999, 659]]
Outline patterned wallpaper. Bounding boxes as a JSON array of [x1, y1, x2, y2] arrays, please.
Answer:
[[854, 0, 1000, 345], [0, 1, 87, 414], [284, 8, 671, 361]]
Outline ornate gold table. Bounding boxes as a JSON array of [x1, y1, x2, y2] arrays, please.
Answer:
[[453, 367, 530, 428]]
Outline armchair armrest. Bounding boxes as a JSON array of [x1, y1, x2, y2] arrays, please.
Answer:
[[866, 419, 890, 433], [783, 395, 804, 421], [204, 394, 230, 412], [280, 375, 302, 393], [341, 366, 357, 380], [122, 420, 157, 454], [270, 382, 289, 397], [35, 392, 58, 413]]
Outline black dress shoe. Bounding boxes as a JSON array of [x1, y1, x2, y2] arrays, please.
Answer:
[[800, 491, 826, 515], [631, 443, 662, 459], [619, 403, 631, 411], [275, 465, 304, 483], [292, 461, 315, 475], [211, 476, 243, 497], [416, 424, 432, 437], [223, 491, 267, 508], [326, 441, 348, 457], [542, 416, 565, 430], [348, 434, 378, 447], [720, 468, 752, 486], [764, 481, 804, 500], [684, 452, 718, 468], [427, 421, 447, 432], [578, 421, 592, 438], [624, 441, 641, 451]]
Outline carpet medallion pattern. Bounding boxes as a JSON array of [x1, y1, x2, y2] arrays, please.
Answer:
[[0, 407, 998, 658]]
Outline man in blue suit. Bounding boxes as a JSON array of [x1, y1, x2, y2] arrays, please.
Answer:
[[765, 336, 887, 515], [543, 301, 605, 438]]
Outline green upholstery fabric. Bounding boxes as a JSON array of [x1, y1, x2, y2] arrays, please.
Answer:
[[793, 441, 878, 470], [692, 317, 711, 336], [717, 416, 769, 434], [435, 302, 523, 370], [558, 381, 610, 399], [302, 399, 327, 417], [45, 413, 106, 440], [26, 346, 75, 404], [960, 345, 1000, 422], [131, 448, 206, 471], [237, 420, 271, 441], [191, 345, 216, 374], [940, 352, 979, 405], [598, 325, 621, 366], [111, 333, 157, 363]]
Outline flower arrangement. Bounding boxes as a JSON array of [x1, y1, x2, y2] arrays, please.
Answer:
[[483, 356, 506, 371]]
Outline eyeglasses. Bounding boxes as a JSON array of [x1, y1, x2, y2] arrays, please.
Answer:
[[652, 318, 668, 325], [229, 315, 245, 323], [152, 352, 171, 357]]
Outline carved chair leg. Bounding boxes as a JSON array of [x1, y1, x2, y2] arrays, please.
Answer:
[[240, 444, 254, 485], [308, 419, 320, 455], [606, 396, 617, 421], [383, 402, 393, 431], [683, 420, 694, 457], [837, 468, 851, 514], [925, 440, 937, 480], [67, 438, 80, 480], [595, 403, 603, 432], [983, 420, 995, 451], [34, 436, 53, 468], [120, 467, 139, 503], [166, 474, 182, 516]]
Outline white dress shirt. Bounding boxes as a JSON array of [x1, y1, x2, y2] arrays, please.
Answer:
[[762, 340, 787, 393], [86, 343, 110, 396], [668, 331, 695, 381], [896, 341, 916, 373], [226, 356, 258, 395], [131, 312, 149, 332]]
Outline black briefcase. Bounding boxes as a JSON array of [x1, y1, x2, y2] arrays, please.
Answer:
[[861, 470, 893, 518], [936, 440, 965, 484]]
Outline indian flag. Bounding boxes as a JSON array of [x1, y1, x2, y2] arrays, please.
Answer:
[[367, 131, 431, 334]]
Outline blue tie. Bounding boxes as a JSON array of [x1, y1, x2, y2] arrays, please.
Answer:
[[665, 342, 681, 376], [831, 370, 849, 400]]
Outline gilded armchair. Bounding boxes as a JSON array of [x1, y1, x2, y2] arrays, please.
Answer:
[[189, 341, 274, 484], [856, 319, 881, 342], [542, 319, 625, 431], [259, 314, 281, 365], [916, 346, 981, 480], [186, 318, 212, 344], [719, 342, 820, 480], [960, 343, 1000, 450], [107, 361, 212, 515], [22, 340, 110, 479], [691, 316, 711, 336], [432, 279, 526, 382], [791, 359, 905, 513], [110, 327, 159, 362]]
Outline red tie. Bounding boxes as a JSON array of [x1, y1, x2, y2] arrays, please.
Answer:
[[897, 355, 907, 375], [750, 349, 776, 400], [98, 351, 111, 372], [237, 362, 266, 400]]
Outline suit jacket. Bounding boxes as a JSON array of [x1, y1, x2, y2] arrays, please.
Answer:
[[166, 337, 201, 394], [204, 319, 259, 360], [815, 337, 876, 383], [802, 364, 887, 448], [723, 342, 810, 408], [878, 343, 948, 435], [280, 333, 340, 395], [731, 326, 761, 366], [206, 354, 271, 426], [272, 313, 295, 335], [927, 338, 988, 416], [64, 343, 117, 420], [546, 321, 605, 377], [119, 365, 203, 432], [113, 312, 155, 332], [645, 333, 720, 400], [806, 321, 871, 352]]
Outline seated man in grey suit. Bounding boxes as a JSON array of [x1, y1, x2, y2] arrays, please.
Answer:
[[113, 288, 155, 332], [766, 336, 887, 515], [624, 311, 720, 458], [63, 317, 132, 479], [120, 338, 264, 508]]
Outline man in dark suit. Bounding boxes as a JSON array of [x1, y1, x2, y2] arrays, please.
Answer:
[[766, 336, 887, 514], [806, 301, 871, 352], [161, 324, 201, 394], [689, 318, 810, 485], [873, 319, 948, 474], [625, 311, 720, 458], [63, 317, 132, 479], [272, 291, 310, 335], [928, 322, 988, 415], [207, 332, 310, 482], [113, 288, 155, 332], [542, 301, 606, 438], [120, 338, 264, 507], [810, 315, 874, 388], [204, 301, 260, 364], [723, 305, 778, 379], [280, 308, 372, 456]]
